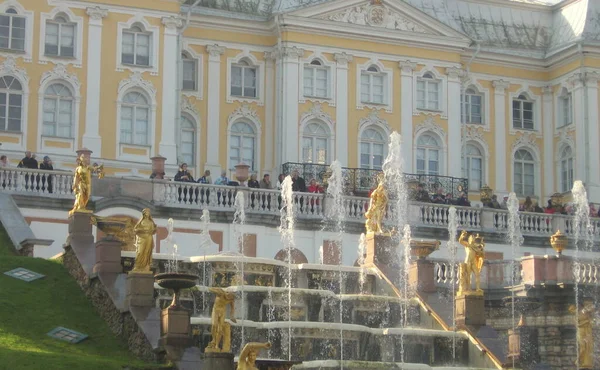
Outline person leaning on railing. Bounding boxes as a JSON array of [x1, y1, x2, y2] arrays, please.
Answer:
[[17, 151, 38, 191], [39, 156, 54, 193], [174, 163, 196, 204]]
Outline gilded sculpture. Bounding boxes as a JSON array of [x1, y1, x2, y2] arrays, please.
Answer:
[[69, 154, 104, 215], [457, 230, 485, 295], [132, 209, 157, 273], [206, 287, 237, 353], [237, 342, 271, 370], [365, 175, 388, 234], [569, 303, 594, 368]]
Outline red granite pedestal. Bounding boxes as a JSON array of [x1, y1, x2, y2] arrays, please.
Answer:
[[93, 237, 123, 274], [455, 293, 485, 329], [409, 260, 436, 293], [160, 307, 192, 348], [126, 272, 155, 307]]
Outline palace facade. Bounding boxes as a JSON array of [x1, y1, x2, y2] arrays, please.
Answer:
[[1, 0, 600, 201]]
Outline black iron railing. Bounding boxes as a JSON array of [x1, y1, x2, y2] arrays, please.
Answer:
[[281, 162, 468, 198]]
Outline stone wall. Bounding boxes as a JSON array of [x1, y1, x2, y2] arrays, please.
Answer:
[[61, 245, 166, 364]]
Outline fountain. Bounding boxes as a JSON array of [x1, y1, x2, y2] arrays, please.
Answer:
[[233, 191, 247, 347], [357, 234, 367, 294], [278, 175, 295, 361], [155, 271, 198, 309], [447, 207, 458, 363], [506, 192, 523, 369]]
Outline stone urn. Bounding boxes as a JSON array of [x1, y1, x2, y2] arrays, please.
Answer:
[[155, 273, 198, 309], [234, 163, 250, 183], [480, 185, 493, 203], [410, 240, 440, 259], [90, 215, 135, 250], [550, 230, 568, 256]]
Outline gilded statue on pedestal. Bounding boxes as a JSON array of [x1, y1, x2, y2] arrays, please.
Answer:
[[69, 154, 104, 215], [206, 287, 237, 353], [570, 303, 594, 368], [457, 230, 485, 295], [237, 342, 271, 370], [365, 176, 388, 234], [132, 209, 157, 273]]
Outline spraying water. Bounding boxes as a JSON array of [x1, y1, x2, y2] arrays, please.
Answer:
[[357, 233, 367, 293], [166, 218, 179, 273], [400, 225, 411, 363], [326, 160, 345, 368], [506, 193, 523, 370], [447, 207, 458, 363], [233, 191, 247, 347], [199, 209, 212, 314], [278, 175, 295, 361]]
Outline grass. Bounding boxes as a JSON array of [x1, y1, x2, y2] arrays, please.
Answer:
[[0, 225, 158, 370]]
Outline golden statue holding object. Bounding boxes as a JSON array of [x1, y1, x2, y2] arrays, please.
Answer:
[[569, 303, 594, 368], [132, 209, 157, 273], [237, 342, 271, 370], [365, 175, 388, 234], [206, 287, 237, 353], [457, 230, 485, 296], [69, 154, 104, 215]]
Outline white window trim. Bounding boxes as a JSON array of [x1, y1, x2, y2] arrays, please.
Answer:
[[413, 130, 447, 176], [181, 42, 203, 100], [116, 16, 159, 75], [116, 74, 157, 162], [555, 139, 575, 194], [509, 88, 541, 134], [226, 106, 262, 174], [39, 7, 83, 68], [37, 65, 81, 155], [356, 59, 393, 113], [226, 50, 264, 106], [555, 87, 573, 130], [298, 52, 335, 106], [0, 1, 34, 63], [299, 120, 334, 165], [511, 145, 541, 198], [463, 140, 489, 192], [0, 57, 28, 151], [180, 102, 200, 172], [413, 67, 447, 118], [357, 112, 391, 169], [461, 80, 491, 131]]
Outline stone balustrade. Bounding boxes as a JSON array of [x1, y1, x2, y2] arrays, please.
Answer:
[[2, 167, 600, 240]]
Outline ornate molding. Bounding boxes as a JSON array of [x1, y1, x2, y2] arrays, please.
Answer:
[[399, 60, 417, 74], [492, 80, 510, 94], [228, 104, 261, 131], [358, 110, 389, 133], [464, 124, 484, 143], [300, 102, 334, 126], [542, 85, 553, 96], [280, 46, 305, 60], [40, 64, 80, 91], [510, 131, 539, 154], [86, 6, 108, 20], [415, 116, 446, 140], [322, 4, 429, 33], [567, 73, 584, 90], [118, 71, 156, 98], [206, 44, 226, 59], [445, 67, 464, 80], [181, 97, 199, 118], [161, 16, 182, 30], [586, 72, 600, 85], [0, 56, 29, 85], [334, 52, 353, 67]]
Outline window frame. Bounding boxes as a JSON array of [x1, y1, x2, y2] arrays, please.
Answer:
[[359, 127, 387, 170], [513, 148, 536, 197], [360, 65, 386, 105], [0, 7, 25, 51], [226, 52, 265, 105], [303, 59, 330, 99], [559, 145, 574, 193], [463, 143, 484, 191], [119, 90, 151, 146], [181, 45, 203, 99], [512, 93, 535, 130], [558, 92, 573, 128], [116, 16, 159, 74], [230, 59, 257, 99], [121, 25, 151, 67], [39, 8, 83, 67], [0, 74, 23, 132], [356, 60, 393, 112], [462, 88, 484, 125], [228, 121, 257, 171], [179, 113, 197, 166], [44, 15, 76, 58], [181, 52, 197, 92], [0, 3, 33, 62], [416, 133, 442, 176], [41, 82, 75, 139], [301, 121, 331, 165], [416, 72, 441, 111]]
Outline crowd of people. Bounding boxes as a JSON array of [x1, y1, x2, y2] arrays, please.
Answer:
[[1, 151, 56, 192]]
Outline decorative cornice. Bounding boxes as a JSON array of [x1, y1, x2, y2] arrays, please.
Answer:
[[228, 104, 260, 127], [86, 6, 108, 20], [585, 72, 600, 85], [118, 71, 156, 97], [161, 16, 183, 30], [334, 52, 353, 67], [511, 131, 539, 154], [0, 56, 28, 85], [281, 46, 305, 60], [399, 60, 417, 74], [445, 67, 464, 80], [492, 80, 510, 94], [464, 124, 484, 143], [206, 44, 226, 59], [415, 116, 446, 140], [567, 73, 584, 90], [181, 97, 199, 117], [40, 64, 80, 91], [358, 110, 389, 133], [300, 102, 334, 126]]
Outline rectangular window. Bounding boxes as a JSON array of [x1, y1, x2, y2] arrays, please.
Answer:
[[134, 107, 148, 145], [361, 72, 385, 104], [182, 59, 197, 91], [231, 65, 257, 98], [560, 95, 573, 127], [360, 73, 370, 103], [120, 106, 133, 144], [513, 100, 534, 130], [0, 14, 25, 51], [463, 94, 482, 124], [417, 80, 440, 110], [304, 67, 314, 96], [360, 142, 370, 169], [45, 21, 75, 57], [122, 31, 150, 66]]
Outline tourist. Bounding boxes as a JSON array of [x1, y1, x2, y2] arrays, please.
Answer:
[[291, 170, 306, 192], [307, 178, 323, 194], [215, 171, 229, 186], [455, 192, 471, 207], [260, 174, 272, 189], [276, 174, 284, 190], [174, 163, 195, 203], [248, 174, 260, 188], [39, 156, 54, 193], [413, 183, 431, 203], [17, 151, 38, 190], [431, 188, 446, 204], [198, 170, 212, 184], [0, 155, 9, 188], [0, 155, 9, 168], [520, 196, 535, 212]]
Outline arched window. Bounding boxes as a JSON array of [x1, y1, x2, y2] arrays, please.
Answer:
[[360, 127, 386, 170], [44, 13, 75, 57], [180, 115, 196, 166], [0, 7, 26, 51], [462, 87, 483, 124], [304, 59, 329, 98], [229, 121, 255, 170], [416, 134, 441, 175], [122, 24, 150, 66], [360, 65, 385, 104], [231, 59, 257, 98], [120, 91, 150, 145], [560, 146, 574, 193], [0, 75, 22, 132], [558, 88, 573, 127], [417, 72, 440, 110], [182, 52, 197, 91], [463, 143, 483, 191], [302, 122, 329, 164], [43, 83, 73, 138], [513, 149, 535, 196], [512, 94, 534, 130]]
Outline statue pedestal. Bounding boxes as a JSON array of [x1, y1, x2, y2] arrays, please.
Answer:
[[160, 306, 192, 348], [126, 272, 154, 307], [455, 293, 485, 329], [202, 351, 234, 370], [507, 326, 538, 368], [93, 237, 123, 274], [409, 259, 435, 293]]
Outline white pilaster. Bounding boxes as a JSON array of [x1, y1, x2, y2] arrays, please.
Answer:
[[492, 80, 509, 194], [205, 44, 226, 174], [446, 67, 463, 178], [159, 16, 182, 165], [264, 51, 276, 174], [399, 61, 416, 173], [542, 86, 554, 201], [82, 7, 107, 154], [334, 52, 352, 166], [279, 46, 304, 164], [585, 72, 600, 202], [570, 73, 586, 181]]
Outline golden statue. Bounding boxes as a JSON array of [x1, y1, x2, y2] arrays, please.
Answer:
[[132, 209, 157, 273], [457, 230, 485, 295], [570, 303, 594, 368], [365, 176, 388, 234], [237, 342, 271, 370], [206, 287, 237, 353], [69, 154, 104, 215]]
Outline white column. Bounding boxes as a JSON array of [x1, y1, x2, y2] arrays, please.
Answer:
[[446, 67, 463, 178], [542, 86, 554, 201], [570, 73, 586, 181], [585, 72, 600, 202], [334, 52, 352, 166], [279, 46, 304, 164], [205, 44, 226, 174], [82, 7, 107, 154], [264, 51, 276, 174], [399, 61, 416, 173], [492, 80, 509, 194], [159, 16, 182, 165]]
